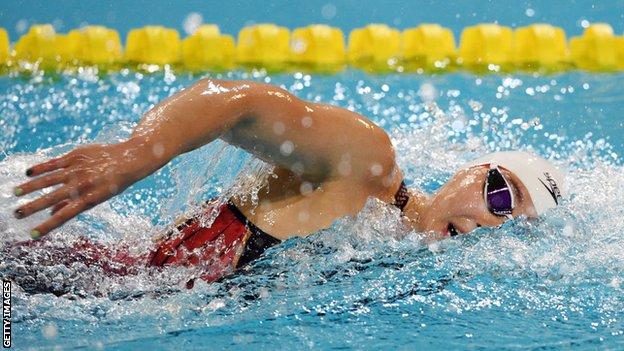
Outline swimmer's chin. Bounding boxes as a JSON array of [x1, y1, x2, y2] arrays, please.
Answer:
[[418, 222, 464, 243]]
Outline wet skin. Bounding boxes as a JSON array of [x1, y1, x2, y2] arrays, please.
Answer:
[[12, 79, 536, 240]]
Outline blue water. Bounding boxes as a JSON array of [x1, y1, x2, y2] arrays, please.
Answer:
[[1, 1, 624, 349], [1, 68, 623, 350]]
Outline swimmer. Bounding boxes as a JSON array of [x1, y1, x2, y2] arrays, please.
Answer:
[[10, 79, 566, 286]]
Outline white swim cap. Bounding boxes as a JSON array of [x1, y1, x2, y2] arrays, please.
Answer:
[[462, 151, 567, 215]]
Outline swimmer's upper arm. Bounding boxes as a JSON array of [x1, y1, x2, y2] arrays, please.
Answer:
[[222, 82, 397, 185]]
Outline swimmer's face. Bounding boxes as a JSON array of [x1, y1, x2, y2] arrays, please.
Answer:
[[417, 166, 538, 240]]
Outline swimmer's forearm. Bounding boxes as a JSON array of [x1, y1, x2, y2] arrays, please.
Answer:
[[126, 78, 321, 175]]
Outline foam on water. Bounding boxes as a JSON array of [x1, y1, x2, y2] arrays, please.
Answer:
[[0, 69, 623, 349]]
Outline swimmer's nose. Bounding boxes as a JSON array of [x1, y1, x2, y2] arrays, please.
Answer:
[[454, 218, 480, 234]]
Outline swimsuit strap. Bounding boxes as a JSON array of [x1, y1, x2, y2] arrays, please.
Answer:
[[226, 201, 281, 268], [393, 180, 409, 212]]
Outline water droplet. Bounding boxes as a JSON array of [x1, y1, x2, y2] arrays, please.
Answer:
[[468, 100, 483, 112], [183, 12, 203, 35], [370, 163, 383, 176], [300, 182, 314, 195], [321, 3, 337, 19], [273, 122, 285, 135], [152, 143, 165, 158], [280, 140, 294, 156], [298, 210, 310, 222], [43, 323, 58, 340], [291, 38, 307, 54], [418, 83, 437, 102], [291, 162, 305, 176], [338, 157, 351, 176], [301, 116, 313, 128], [451, 120, 465, 132]]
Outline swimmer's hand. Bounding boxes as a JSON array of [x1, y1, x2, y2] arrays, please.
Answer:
[[13, 140, 159, 238]]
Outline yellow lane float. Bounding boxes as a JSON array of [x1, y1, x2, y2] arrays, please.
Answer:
[[125, 26, 181, 65], [0, 28, 8, 63], [459, 23, 513, 70], [236, 24, 290, 68], [55, 33, 80, 64], [14, 25, 60, 68], [348, 24, 401, 72], [291, 24, 345, 72], [514, 24, 569, 70], [6, 22, 624, 74], [570, 24, 621, 71], [65, 26, 122, 65], [182, 25, 235, 70], [619, 37, 624, 70], [402, 24, 456, 70]]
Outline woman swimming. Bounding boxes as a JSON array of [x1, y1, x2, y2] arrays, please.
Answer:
[[11, 79, 566, 285]]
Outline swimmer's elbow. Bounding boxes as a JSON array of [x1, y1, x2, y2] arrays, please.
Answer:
[[194, 79, 302, 117], [376, 131, 398, 177]]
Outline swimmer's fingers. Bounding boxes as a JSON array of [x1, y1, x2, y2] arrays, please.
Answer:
[[14, 170, 66, 197], [13, 186, 76, 219], [26, 153, 74, 177], [51, 200, 70, 215], [31, 190, 106, 238]]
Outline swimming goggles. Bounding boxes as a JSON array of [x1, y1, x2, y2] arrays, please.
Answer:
[[484, 164, 515, 219]]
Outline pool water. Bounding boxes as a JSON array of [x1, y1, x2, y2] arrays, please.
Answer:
[[1, 69, 623, 350]]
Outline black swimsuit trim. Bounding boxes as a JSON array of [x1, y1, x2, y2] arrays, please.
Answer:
[[226, 201, 281, 268], [393, 180, 409, 212]]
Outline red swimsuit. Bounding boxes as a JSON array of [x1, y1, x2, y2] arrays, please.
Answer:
[[5, 201, 280, 288], [148, 201, 280, 284]]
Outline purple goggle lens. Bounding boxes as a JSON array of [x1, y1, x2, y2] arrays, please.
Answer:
[[484, 165, 515, 218]]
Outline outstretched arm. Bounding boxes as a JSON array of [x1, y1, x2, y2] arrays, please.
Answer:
[[13, 79, 395, 237]]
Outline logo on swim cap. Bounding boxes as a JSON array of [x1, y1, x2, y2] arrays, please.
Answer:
[[538, 172, 562, 205]]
